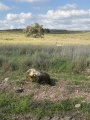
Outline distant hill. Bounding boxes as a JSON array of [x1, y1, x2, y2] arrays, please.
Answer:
[[0, 28, 90, 34]]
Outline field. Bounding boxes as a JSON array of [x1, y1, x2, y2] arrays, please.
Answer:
[[0, 31, 90, 120], [0, 31, 90, 46]]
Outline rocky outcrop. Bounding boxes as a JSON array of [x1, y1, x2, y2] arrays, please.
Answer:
[[26, 68, 51, 84]]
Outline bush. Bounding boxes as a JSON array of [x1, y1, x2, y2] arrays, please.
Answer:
[[23, 23, 44, 38]]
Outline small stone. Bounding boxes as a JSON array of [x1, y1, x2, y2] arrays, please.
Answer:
[[75, 104, 81, 108], [4, 78, 9, 82], [3, 78, 9, 85], [76, 90, 79, 93], [15, 88, 24, 93]]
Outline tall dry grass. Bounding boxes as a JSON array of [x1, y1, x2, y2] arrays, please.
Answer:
[[0, 44, 90, 73], [0, 31, 90, 73]]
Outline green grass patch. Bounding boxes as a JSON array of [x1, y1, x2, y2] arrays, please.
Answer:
[[50, 72, 89, 85], [0, 93, 90, 118]]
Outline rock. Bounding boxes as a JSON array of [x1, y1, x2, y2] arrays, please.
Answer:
[[4, 78, 9, 82], [3, 78, 9, 85], [26, 68, 51, 85], [75, 104, 81, 108]]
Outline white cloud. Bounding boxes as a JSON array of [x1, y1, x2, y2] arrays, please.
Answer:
[[6, 13, 32, 21], [0, 20, 11, 29], [6, 12, 32, 25], [16, 0, 48, 3], [37, 4, 90, 30], [0, 2, 11, 11], [0, 4, 90, 30], [0, 13, 32, 30], [58, 4, 78, 10], [39, 9, 90, 20]]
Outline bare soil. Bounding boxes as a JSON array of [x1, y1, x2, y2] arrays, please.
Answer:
[[0, 77, 90, 120]]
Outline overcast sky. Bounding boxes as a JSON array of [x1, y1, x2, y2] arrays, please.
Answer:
[[0, 0, 90, 30]]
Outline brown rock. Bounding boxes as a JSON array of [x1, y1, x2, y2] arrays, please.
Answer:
[[26, 68, 51, 85]]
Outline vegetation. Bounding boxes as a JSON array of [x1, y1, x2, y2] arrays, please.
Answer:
[[23, 23, 44, 38], [0, 31, 90, 80], [0, 31, 90, 119], [0, 93, 90, 118], [0, 44, 90, 75]]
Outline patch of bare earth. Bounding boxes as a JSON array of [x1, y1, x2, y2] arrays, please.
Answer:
[[20, 80, 90, 103], [0, 78, 90, 120], [1, 78, 90, 102]]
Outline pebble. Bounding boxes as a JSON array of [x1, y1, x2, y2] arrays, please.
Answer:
[[75, 104, 81, 108], [4, 78, 9, 84]]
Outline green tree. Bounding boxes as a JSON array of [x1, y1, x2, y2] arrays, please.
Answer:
[[24, 23, 44, 38]]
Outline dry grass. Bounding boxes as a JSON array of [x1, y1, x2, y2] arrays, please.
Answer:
[[0, 31, 90, 74], [0, 31, 90, 120], [0, 31, 90, 46]]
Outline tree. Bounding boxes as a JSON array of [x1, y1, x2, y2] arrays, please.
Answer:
[[23, 23, 44, 38], [44, 29, 50, 33]]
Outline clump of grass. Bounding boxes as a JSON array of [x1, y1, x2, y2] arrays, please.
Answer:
[[21, 57, 33, 71], [71, 57, 87, 73], [0, 55, 6, 67], [20, 48, 27, 55], [8, 59, 20, 71]]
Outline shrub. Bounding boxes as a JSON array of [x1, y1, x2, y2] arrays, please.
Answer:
[[24, 23, 44, 38]]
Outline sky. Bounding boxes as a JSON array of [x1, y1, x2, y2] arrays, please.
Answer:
[[0, 0, 90, 30]]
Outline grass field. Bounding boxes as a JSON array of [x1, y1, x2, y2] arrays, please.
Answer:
[[0, 31, 90, 120], [0, 31, 90, 46], [0, 31, 90, 77]]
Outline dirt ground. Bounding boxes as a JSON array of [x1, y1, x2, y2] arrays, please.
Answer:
[[0, 77, 90, 120]]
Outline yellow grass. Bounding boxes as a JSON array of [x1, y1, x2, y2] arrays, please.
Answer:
[[0, 31, 90, 46]]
